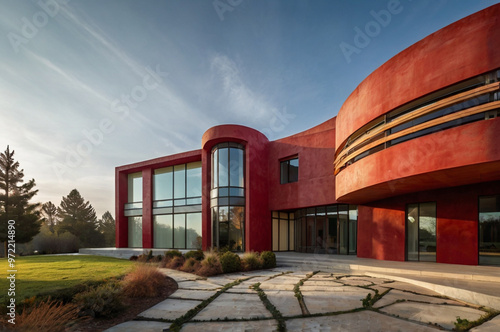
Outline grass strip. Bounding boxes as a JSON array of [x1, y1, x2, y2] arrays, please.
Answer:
[[251, 282, 286, 331], [293, 271, 319, 315], [167, 278, 245, 332]]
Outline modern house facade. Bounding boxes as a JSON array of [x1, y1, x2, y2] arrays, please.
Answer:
[[116, 5, 500, 265]]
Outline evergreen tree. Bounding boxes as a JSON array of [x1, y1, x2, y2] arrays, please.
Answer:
[[57, 189, 103, 248], [41, 201, 58, 233], [97, 211, 115, 247], [0, 146, 41, 256]]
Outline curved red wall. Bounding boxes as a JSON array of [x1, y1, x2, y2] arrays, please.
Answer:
[[336, 4, 500, 148], [201, 125, 270, 252], [335, 4, 500, 203]]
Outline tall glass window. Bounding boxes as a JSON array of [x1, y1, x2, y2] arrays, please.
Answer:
[[125, 172, 143, 213], [406, 202, 437, 262], [152, 161, 202, 249], [293, 205, 356, 255], [211, 143, 245, 251], [128, 216, 142, 248], [479, 195, 500, 265]]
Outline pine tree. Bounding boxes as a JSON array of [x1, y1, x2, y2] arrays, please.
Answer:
[[97, 211, 115, 247], [41, 201, 58, 233], [56, 189, 104, 247], [0, 146, 41, 256]]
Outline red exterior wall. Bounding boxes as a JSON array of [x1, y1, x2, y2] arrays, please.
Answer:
[[336, 4, 500, 148], [268, 118, 337, 211], [114, 5, 500, 265], [357, 181, 500, 265]]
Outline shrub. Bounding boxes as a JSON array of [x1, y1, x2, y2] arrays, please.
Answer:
[[154, 254, 164, 262], [180, 257, 201, 273], [197, 252, 223, 276], [184, 250, 204, 261], [260, 251, 276, 269], [121, 264, 168, 298], [242, 252, 262, 271], [137, 254, 149, 262], [166, 256, 185, 269], [159, 255, 171, 268], [147, 250, 154, 261], [219, 252, 241, 274], [73, 282, 124, 317], [165, 249, 183, 259], [16, 300, 78, 332], [129, 255, 138, 261]]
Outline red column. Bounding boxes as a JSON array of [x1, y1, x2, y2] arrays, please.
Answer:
[[142, 168, 153, 248], [201, 148, 211, 250], [115, 170, 128, 247]]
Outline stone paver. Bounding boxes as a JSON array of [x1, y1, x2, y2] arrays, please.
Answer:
[[107, 267, 497, 332], [374, 289, 463, 308], [265, 289, 303, 316], [470, 314, 500, 331], [138, 298, 202, 320], [177, 280, 221, 290], [378, 281, 440, 296], [381, 301, 485, 330], [181, 319, 278, 331], [195, 293, 273, 320], [104, 321, 171, 332], [302, 287, 374, 314], [169, 289, 217, 300], [260, 275, 299, 291], [286, 310, 437, 332], [338, 276, 374, 286]]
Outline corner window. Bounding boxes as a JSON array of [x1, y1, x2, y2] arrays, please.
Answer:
[[280, 157, 298, 184]]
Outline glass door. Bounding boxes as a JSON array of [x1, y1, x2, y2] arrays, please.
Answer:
[[406, 202, 436, 262], [479, 195, 500, 265]]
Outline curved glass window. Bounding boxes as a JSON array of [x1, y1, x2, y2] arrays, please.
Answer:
[[211, 143, 245, 251], [335, 68, 500, 174]]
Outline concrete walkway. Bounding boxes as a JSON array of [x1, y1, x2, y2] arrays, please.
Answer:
[[105, 261, 500, 331]]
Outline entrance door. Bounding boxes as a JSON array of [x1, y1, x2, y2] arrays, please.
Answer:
[[406, 202, 437, 262]]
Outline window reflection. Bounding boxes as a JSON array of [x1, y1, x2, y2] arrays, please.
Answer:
[[211, 143, 245, 251], [479, 195, 500, 265]]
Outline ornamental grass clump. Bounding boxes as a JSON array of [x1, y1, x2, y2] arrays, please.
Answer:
[[241, 252, 262, 271], [197, 251, 223, 276], [16, 300, 78, 332], [121, 264, 167, 298], [180, 257, 201, 273]]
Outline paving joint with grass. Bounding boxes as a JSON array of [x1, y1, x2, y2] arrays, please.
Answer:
[[251, 282, 286, 331], [166, 278, 248, 332], [293, 271, 319, 315]]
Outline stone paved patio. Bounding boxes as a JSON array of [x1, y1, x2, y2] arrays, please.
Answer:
[[106, 268, 500, 332]]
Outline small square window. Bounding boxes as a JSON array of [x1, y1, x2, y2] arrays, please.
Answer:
[[280, 157, 299, 184]]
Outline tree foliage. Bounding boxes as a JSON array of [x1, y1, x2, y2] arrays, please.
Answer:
[[0, 146, 41, 255], [56, 189, 103, 248], [41, 201, 58, 233], [97, 211, 115, 247]]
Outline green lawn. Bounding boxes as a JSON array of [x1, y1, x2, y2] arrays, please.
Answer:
[[0, 255, 133, 303]]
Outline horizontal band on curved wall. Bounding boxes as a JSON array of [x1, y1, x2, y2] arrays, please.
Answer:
[[334, 83, 500, 174]]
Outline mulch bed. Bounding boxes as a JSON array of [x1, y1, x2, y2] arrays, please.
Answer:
[[70, 276, 178, 332]]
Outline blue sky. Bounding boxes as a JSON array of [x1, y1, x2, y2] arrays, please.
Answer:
[[1, 0, 498, 217]]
